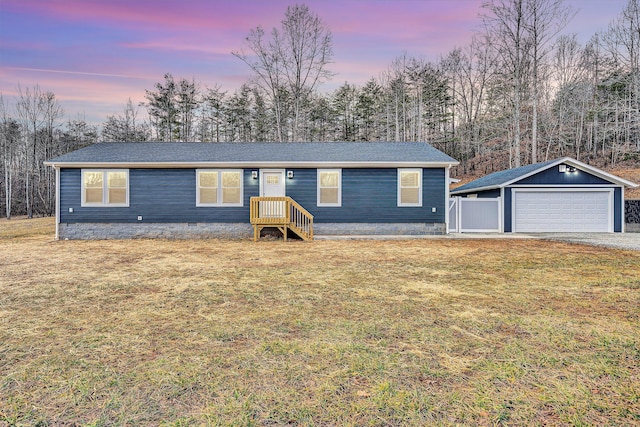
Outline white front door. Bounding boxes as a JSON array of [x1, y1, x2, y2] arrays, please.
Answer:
[[260, 170, 286, 197], [260, 170, 286, 218]]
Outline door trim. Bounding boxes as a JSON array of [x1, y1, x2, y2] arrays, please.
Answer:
[[259, 169, 286, 197]]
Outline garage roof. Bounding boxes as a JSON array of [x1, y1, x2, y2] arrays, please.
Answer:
[[451, 157, 638, 194]]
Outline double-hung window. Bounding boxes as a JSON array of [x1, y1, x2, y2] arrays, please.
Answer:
[[317, 169, 341, 207], [197, 169, 243, 206], [82, 170, 129, 207], [398, 168, 422, 207]]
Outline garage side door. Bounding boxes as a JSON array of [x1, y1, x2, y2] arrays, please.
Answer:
[[513, 190, 612, 232]]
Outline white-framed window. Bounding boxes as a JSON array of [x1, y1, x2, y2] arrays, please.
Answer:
[[398, 168, 422, 207], [197, 169, 243, 207], [81, 169, 129, 207], [317, 169, 342, 207]]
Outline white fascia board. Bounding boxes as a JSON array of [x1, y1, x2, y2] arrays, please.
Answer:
[[499, 158, 567, 187], [508, 184, 621, 188], [562, 157, 639, 188], [55, 167, 60, 240], [500, 157, 638, 188], [44, 161, 459, 169]]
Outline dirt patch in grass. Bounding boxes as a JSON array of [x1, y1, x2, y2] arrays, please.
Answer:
[[1, 218, 639, 426]]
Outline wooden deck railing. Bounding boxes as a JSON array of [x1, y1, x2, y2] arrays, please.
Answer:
[[250, 196, 314, 241]]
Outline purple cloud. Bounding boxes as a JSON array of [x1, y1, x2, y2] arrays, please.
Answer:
[[0, 0, 630, 124]]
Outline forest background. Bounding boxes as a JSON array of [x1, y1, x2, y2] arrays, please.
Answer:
[[3, 0, 640, 219]]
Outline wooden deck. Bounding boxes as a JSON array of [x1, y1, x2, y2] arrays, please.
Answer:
[[249, 196, 314, 241]]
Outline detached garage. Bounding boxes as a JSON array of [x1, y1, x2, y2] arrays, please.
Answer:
[[451, 157, 638, 233]]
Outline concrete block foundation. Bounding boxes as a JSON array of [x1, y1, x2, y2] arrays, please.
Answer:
[[58, 222, 447, 239]]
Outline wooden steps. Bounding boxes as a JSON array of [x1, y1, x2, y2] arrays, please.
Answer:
[[250, 197, 314, 241]]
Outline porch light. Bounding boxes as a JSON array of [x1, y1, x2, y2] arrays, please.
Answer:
[[252, 170, 258, 179], [287, 171, 294, 179]]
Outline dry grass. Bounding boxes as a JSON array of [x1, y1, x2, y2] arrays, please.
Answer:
[[611, 168, 640, 199], [1, 218, 639, 426]]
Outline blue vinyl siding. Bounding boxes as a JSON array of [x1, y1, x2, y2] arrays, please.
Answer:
[[460, 189, 500, 198], [61, 169, 259, 223], [504, 188, 513, 232], [61, 167, 447, 224], [286, 168, 446, 223]]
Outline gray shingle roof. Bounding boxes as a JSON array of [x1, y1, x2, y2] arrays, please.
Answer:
[[46, 142, 458, 166], [452, 157, 638, 193], [451, 159, 558, 194]]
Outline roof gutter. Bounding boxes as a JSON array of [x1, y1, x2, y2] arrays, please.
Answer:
[[43, 160, 460, 169]]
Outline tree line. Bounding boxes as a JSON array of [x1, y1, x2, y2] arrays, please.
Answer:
[[2, 0, 640, 218]]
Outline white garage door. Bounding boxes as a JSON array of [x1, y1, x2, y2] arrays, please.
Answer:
[[513, 190, 612, 232]]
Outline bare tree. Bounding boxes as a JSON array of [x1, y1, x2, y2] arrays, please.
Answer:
[[482, 0, 532, 168], [554, 34, 585, 87], [15, 85, 45, 218], [234, 4, 333, 141], [103, 99, 149, 142], [604, 0, 640, 72], [443, 36, 497, 167], [40, 91, 63, 215], [0, 95, 20, 219], [604, 0, 640, 154], [234, 26, 287, 141], [526, 0, 574, 163], [279, 4, 333, 141]]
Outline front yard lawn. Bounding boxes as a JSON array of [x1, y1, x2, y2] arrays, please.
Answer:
[[1, 217, 638, 426]]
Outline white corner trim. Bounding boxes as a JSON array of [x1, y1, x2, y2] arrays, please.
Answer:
[[55, 167, 60, 240]]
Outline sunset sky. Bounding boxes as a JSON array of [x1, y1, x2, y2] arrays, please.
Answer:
[[0, 0, 630, 125]]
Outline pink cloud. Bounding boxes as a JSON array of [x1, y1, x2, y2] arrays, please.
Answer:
[[1, 0, 632, 127], [121, 41, 234, 57], [1, 0, 287, 33]]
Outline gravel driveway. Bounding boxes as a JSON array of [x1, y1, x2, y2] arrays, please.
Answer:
[[321, 232, 640, 251], [535, 233, 640, 251]]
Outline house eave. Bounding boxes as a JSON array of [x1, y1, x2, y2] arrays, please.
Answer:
[[451, 184, 499, 195], [564, 157, 638, 188], [450, 157, 639, 194], [502, 157, 639, 188], [44, 160, 460, 169]]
